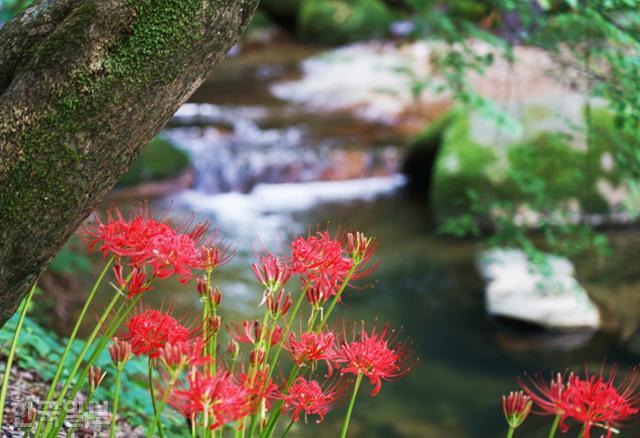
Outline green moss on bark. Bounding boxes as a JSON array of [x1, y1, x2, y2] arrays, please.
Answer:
[[0, 0, 207, 232]]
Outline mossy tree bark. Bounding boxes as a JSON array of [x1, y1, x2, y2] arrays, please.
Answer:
[[0, 0, 259, 327]]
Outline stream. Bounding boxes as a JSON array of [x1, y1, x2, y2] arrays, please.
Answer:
[[53, 40, 640, 437]]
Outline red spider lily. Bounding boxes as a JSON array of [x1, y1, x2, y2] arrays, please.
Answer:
[[266, 289, 293, 318], [146, 233, 201, 283], [335, 322, 414, 396], [252, 256, 292, 293], [195, 240, 235, 271], [171, 370, 250, 430], [109, 338, 132, 366], [113, 265, 153, 299], [285, 330, 337, 375], [240, 368, 280, 413], [290, 230, 353, 299], [282, 377, 342, 424], [347, 231, 379, 276], [228, 321, 282, 347], [84, 205, 174, 262], [160, 339, 210, 370], [559, 368, 640, 437], [502, 391, 532, 429], [123, 308, 195, 359], [88, 366, 106, 392], [85, 205, 231, 283], [519, 372, 571, 417]]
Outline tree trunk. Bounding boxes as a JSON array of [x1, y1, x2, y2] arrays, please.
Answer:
[[0, 0, 259, 327]]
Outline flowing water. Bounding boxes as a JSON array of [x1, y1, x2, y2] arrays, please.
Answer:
[[51, 41, 640, 437]]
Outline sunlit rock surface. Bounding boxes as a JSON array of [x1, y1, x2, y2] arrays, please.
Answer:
[[477, 249, 600, 331]]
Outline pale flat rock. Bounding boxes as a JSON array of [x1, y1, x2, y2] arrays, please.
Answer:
[[477, 249, 600, 331]]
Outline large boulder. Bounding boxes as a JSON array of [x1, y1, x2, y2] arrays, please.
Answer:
[[430, 106, 639, 224], [477, 249, 600, 331]]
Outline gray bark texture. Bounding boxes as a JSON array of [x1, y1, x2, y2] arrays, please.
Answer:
[[0, 0, 259, 327]]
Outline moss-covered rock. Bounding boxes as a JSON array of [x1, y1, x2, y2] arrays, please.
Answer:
[[427, 107, 639, 222], [298, 0, 394, 45], [117, 137, 190, 187]]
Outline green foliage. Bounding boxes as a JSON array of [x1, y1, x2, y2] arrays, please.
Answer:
[[117, 136, 190, 187], [0, 312, 187, 435], [49, 237, 92, 274], [404, 0, 640, 259], [298, 0, 394, 45]]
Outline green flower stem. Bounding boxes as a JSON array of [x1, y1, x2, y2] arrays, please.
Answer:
[[506, 426, 515, 438], [265, 286, 308, 384], [46, 295, 138, 437], [35, 258, 113, 435], [548, 414, 560, 438], [148, 359, 165, 438], [317, 265, 356, 331], [0, 284, 36, 427], [281, 419, 294, 438], [147, 364, 184, 437], [110, 365, 124, 438], [262, 367, 302, 438], [340, 373, 363, 438]]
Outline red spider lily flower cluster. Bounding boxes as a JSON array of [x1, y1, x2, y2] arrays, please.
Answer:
[[172, 371, 250, 429], [286, 330, 338, 374], [502, 391, 532, 429], [252, 256, 292, 294], [124, 307, 196, 359], [335, 322, 414, 396], [290, 231, 355, 303], [515, 367, 640, 437], [282, 377, 343, 423], [85, 206, 233, 284], [75, 206, 414, 436]]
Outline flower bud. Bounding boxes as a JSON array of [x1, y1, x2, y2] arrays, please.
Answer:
[[250, 349, 265, 366], [210, 287, 222, 306], [88, 366, 106, 392], [197, 277, 211, 296], [209, 315, 222, 333], [109, 338, 132, 367], [227, 340, 240, 359]]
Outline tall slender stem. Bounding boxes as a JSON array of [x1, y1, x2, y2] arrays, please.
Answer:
[[317, 265, 356, 331], [46, 295, 138, 437], [148, 359, 165, 438], [281, 419, 294, 438], [506, 426, 515, 438], [548, 414, 560, 438], [35, 258, 113, 435], [0, 284, 36, 427], [340, 373, 363, 438], [110, 366, 123, 438], [147, 365, 184, 437]]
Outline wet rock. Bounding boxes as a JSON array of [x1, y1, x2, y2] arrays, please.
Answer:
[[477, 248, 600, 331]]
